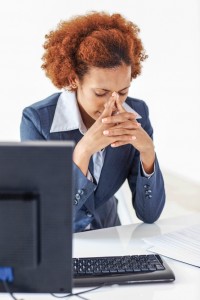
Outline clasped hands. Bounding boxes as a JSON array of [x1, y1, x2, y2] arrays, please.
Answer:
[[84, 92, 154, 155], [102, 92, 143, 148], [75, 92, 155, 175]]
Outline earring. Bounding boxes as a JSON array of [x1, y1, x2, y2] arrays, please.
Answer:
[[71, 83, 77, 89]]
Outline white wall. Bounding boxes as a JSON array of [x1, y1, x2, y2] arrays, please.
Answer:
[[0, 0, 199, 183]]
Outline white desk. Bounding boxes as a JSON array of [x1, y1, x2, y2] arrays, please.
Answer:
[[73, 213, 200, 300], [2, 213, 199, 300]]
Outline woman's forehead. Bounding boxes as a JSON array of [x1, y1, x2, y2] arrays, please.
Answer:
[[82, 65, 131, 89]]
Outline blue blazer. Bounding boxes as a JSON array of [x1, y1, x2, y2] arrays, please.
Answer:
[[20, 93, 165, 232]]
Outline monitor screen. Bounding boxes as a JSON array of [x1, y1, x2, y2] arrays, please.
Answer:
[[0, 141, 74, 294]]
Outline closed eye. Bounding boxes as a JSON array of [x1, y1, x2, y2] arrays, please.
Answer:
[[95, 93, 107, 97], [95, 91, 128, 97], [119, 91, 128, 96]]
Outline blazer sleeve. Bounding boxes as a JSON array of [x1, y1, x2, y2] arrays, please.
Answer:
[[127, 101, 165, 223], [20, 106, 97, 229]]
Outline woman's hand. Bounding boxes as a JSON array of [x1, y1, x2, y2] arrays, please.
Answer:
[[73, 93, 127, 175], [102, 93, 155, 173], [78, 95, 118, 156]]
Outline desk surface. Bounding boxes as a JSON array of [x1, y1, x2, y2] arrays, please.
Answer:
[[1, 213, 199, 300], [73, 213, 200, 300]]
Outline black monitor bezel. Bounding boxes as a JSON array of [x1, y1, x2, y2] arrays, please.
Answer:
[[0, 141, 74, 293]]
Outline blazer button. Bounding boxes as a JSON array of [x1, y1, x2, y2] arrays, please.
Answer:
[[78, 189, 84, 195], [86, 212, 93, 218], [145, 189, 152, 195], [74, 199, 78, 205], [75, 193, 81, 200], [144, 184, 150, 189]]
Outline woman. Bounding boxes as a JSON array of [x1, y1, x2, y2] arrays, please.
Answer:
[[20, 11, 165, 232]]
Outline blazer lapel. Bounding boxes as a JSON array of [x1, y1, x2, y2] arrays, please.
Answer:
[[59, 129, 82, 144], [94, 146, 122, 206], [95, 144, 133, 208]]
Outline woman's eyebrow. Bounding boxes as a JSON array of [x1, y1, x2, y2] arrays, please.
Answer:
[[94, 86, 130, 92]]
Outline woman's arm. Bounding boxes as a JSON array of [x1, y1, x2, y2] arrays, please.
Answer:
[[127, 101, 165, 223]]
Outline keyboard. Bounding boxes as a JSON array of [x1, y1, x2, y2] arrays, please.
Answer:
[[73, 254, 175, 287]]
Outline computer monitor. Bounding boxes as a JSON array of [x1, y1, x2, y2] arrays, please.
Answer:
[[0, 141, 74, 293]]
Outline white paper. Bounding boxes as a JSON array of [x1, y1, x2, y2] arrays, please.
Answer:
[[143, 224, 200, 267]]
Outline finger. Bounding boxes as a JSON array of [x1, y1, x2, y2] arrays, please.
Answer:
[[102, 112, 137, 124], [100, 96, 116, 119], [111, 141, 134, 147], [103, 128, 139, 136], [110, 134, 137, 147], [113, 92, 126, 113], [101, 95, 116, 118], [109, 134, 137, 143], [98, 91, 118, 117], [109, 121, 141, 130]]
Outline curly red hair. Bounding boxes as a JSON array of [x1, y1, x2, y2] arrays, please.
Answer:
[[41, 11, 147, 90]]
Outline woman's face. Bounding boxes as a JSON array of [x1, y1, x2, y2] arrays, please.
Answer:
[[75, 64, 132, 127]]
